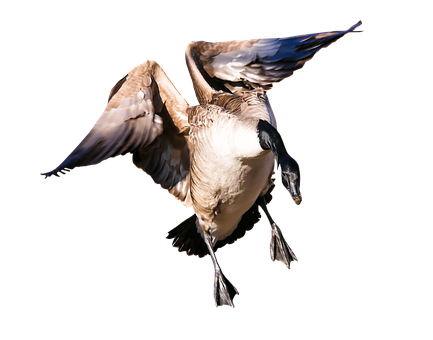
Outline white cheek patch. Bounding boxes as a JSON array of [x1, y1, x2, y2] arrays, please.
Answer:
[[289, 183, 299, 195]]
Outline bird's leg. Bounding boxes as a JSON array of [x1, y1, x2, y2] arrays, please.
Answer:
[[258, 197, 297, 269], [202, 231, 239, 307]]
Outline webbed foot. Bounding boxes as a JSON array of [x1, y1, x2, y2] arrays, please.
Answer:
[[202, 230, 239, 307], [214, 269, 239, 307], [270, 222, 297, 269]]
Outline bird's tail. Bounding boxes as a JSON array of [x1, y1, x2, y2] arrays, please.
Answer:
[[167, 215, 209, 257]]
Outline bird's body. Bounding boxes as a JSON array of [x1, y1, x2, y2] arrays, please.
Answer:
[[42, 21, 361, 306], [188, 90, 276, 242]]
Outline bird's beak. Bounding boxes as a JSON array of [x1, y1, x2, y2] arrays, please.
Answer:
[[290, 195, 302, 207], [289, 181, 302, 205]]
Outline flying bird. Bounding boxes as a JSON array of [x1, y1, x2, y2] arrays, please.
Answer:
[[42, 21, 362, 307]]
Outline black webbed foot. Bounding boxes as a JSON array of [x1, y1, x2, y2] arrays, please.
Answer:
[[214, 269, 239, 307], [270, 222, 298, 269], [202, 231, 239, 307], [258, 197, 297, 268]]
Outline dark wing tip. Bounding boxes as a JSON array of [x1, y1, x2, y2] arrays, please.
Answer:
[[349, 20, 363, 32], [37, 167, 71, 179], [36, 171, 51, 179]]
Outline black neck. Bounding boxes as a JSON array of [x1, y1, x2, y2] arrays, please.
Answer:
[[257, 119, 294, 167]]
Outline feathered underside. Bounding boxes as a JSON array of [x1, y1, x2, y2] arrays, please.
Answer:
[[41, 61, 192, 206], [167, 183, 275, 257]]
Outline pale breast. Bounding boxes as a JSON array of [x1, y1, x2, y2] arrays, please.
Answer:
[[188, 102, 275, 242], [209, 152, 274, 242]]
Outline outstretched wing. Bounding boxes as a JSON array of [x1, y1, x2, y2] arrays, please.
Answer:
[[187, 21, 361, 100], [42, 61, 192, 205]]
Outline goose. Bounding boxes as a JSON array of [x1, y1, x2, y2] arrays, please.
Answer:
[[42, 21, 362, 307]]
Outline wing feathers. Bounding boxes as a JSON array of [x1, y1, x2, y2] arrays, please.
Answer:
[[43, 22, 360, 207], [187, 21, 361, 96], [42, 60, 192, 205]]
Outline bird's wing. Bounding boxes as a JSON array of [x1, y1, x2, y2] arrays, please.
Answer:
[[42, 60, 192, 205], [187, 21, 361, 99]]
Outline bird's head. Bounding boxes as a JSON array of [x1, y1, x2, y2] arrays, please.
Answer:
[[277, 156, 302, 206]]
